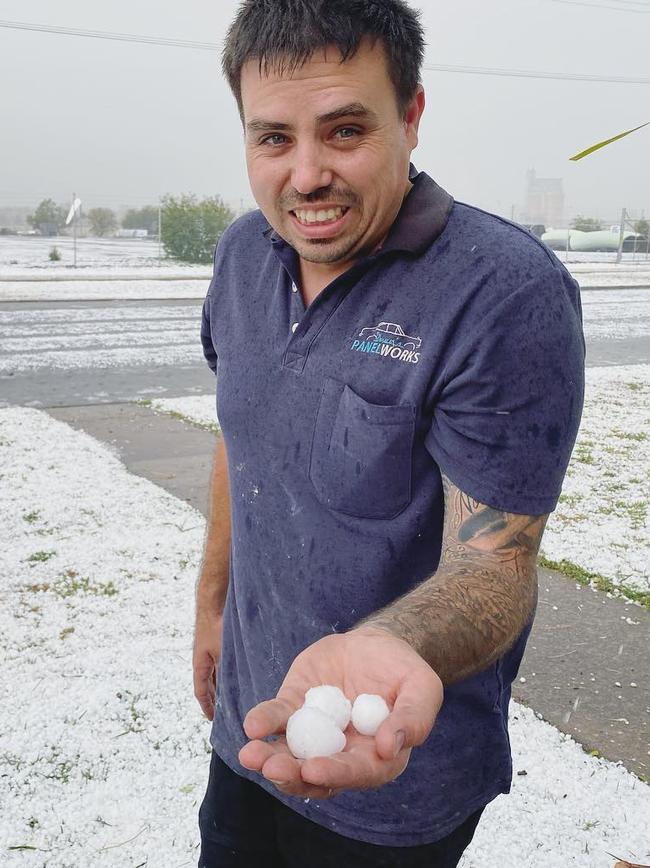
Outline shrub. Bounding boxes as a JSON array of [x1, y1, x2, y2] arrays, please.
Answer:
[[161, 194, 235, 264]]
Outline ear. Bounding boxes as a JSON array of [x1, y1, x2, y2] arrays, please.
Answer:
[[404, 86, 425, 150]]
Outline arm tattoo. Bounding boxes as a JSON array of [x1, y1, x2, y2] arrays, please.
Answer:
[[359, 475, 548, 685]]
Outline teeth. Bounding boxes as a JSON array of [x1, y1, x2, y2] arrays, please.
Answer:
[[294, 207, 345, 225]]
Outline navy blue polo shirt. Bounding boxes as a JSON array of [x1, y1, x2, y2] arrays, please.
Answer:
[[200, 169, 585, 846]]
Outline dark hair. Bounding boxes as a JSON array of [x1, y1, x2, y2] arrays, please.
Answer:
[[222, 0, 425, 117]]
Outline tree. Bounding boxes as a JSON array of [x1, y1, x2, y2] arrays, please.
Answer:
[[161, 194, 235, 264], [87, 207, 118, 237], [122, 206, 159, 234], [571, 216, 603, 232], [634, 219, 649, 237], [27, 198, 67, 235]]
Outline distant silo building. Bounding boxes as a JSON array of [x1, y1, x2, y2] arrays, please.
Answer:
[[524, 169, 564, 230]]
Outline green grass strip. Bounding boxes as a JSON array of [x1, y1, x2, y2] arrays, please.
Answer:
[[538, 555, 650, 611]]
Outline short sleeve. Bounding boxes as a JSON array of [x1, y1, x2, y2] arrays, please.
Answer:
[[200, 241, 222, 375], [200, 294, 217, 374], [425, 269, 585, 515]]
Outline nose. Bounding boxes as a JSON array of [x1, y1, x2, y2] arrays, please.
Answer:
[[291, 141, 333, 195]]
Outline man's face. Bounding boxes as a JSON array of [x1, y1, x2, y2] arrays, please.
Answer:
[[240, 40, 424, 271]]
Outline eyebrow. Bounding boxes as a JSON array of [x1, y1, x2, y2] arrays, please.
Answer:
[[246, 102, 378, 135]]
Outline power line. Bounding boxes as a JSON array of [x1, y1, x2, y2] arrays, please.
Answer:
[[550, 0, 650, 11], [0, 20, 218, 50], [422, 64, 650, 85], [1, 20, 650, 85]]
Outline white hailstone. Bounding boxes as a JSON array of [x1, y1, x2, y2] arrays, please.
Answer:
[[351, 694, 390, 736], [286, 706, 347, 759], [304, 685, 352, 731]]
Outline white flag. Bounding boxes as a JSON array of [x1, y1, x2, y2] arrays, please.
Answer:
[[65, 197, 82, 226]]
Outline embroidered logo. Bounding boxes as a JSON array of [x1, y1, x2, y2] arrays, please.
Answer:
[[350, 322, 422, 365]]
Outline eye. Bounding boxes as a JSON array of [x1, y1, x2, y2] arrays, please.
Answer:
[[334, 127, 360, 141], [260, 134, 288, 147]]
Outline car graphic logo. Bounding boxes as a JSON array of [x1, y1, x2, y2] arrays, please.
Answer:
[[357, 322, 422, 350]]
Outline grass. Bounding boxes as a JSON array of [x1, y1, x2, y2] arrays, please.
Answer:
[[137, 399, 221, 435], [22, 510, 40, 524], [627, 501, 648, 530], [538, 555, 650, 611], [612, 429, 647, 443], [27, 568, 118, 599], [558, 493, 584, 508], [573, 447, 595, 465], [596, 500, 648, 530], [26, 550, 56, 564], [114, 690, 145, 737]]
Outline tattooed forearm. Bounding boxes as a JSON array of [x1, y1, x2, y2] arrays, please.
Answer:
[[359, 475, 548, 685]]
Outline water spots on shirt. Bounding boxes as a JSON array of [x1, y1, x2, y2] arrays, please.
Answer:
[[294, 441, 301, 462], [280, 481, 302, 516], [308, 537, 316, 557], [245, 597, 257, 623], [373, 300, 389, 318], [546, 425, 561, 450], [528, 423, 541, 440], [343, 427, 349, 448], [355, 460, 362, 476], [245, 514, 253, 532]]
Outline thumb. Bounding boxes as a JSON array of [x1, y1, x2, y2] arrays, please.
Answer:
[[375, 672, 443, 761]]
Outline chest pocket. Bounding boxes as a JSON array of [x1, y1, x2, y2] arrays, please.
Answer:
[[309, 378, 416, 519]]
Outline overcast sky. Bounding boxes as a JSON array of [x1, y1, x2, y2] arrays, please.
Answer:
[[1, 0, 648, 223]]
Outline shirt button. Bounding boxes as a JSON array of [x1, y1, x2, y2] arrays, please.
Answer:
[[292, 283, 299, 293], [291, 322, 299, 334]]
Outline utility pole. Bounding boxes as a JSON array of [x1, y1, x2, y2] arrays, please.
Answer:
[[73, 191, 77, 268], [65, 193, 82, 268], [615, 208, 626, 264], [565, 223, 570, 262], [158, 200, 162, 266]]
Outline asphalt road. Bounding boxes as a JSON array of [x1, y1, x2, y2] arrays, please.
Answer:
[[1, 288, 649, 407]]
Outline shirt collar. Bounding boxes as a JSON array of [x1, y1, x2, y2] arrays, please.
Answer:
[[262, 165, 454, 258]]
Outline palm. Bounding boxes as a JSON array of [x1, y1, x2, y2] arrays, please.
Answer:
[[238, 628, 443, 800]]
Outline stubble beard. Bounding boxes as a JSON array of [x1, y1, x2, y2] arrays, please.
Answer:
[[276, 185, 364, 264], [291, 232, 363, 264]]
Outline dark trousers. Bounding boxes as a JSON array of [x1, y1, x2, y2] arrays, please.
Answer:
[[198, 752, 483, 868]]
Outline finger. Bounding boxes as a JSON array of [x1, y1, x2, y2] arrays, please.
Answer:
[[239, 740, 338, 800], [239, 737, 294, 773], [242, 695, 298, 740], [300, 744, 409, 791], [193, 683, 215, 720], [375, 671, 443, 761], [193, 673, 216, 721]]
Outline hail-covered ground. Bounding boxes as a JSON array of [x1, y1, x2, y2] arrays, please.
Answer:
[[152, 361, 650, 604], [1, 406, 648, 868]]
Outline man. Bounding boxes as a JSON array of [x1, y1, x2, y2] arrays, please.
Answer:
[[195, 1, 585, 865]]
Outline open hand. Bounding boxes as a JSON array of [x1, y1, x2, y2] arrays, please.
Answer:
[[238, 626, 443, 800]]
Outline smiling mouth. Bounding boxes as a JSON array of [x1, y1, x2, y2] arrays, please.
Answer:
[[291, 206, 349, 226]]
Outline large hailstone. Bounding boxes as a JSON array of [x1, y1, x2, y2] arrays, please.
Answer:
[[304, 685, 352, 731], [351, 694, 390, 736], [286, 706, 347, 759]]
